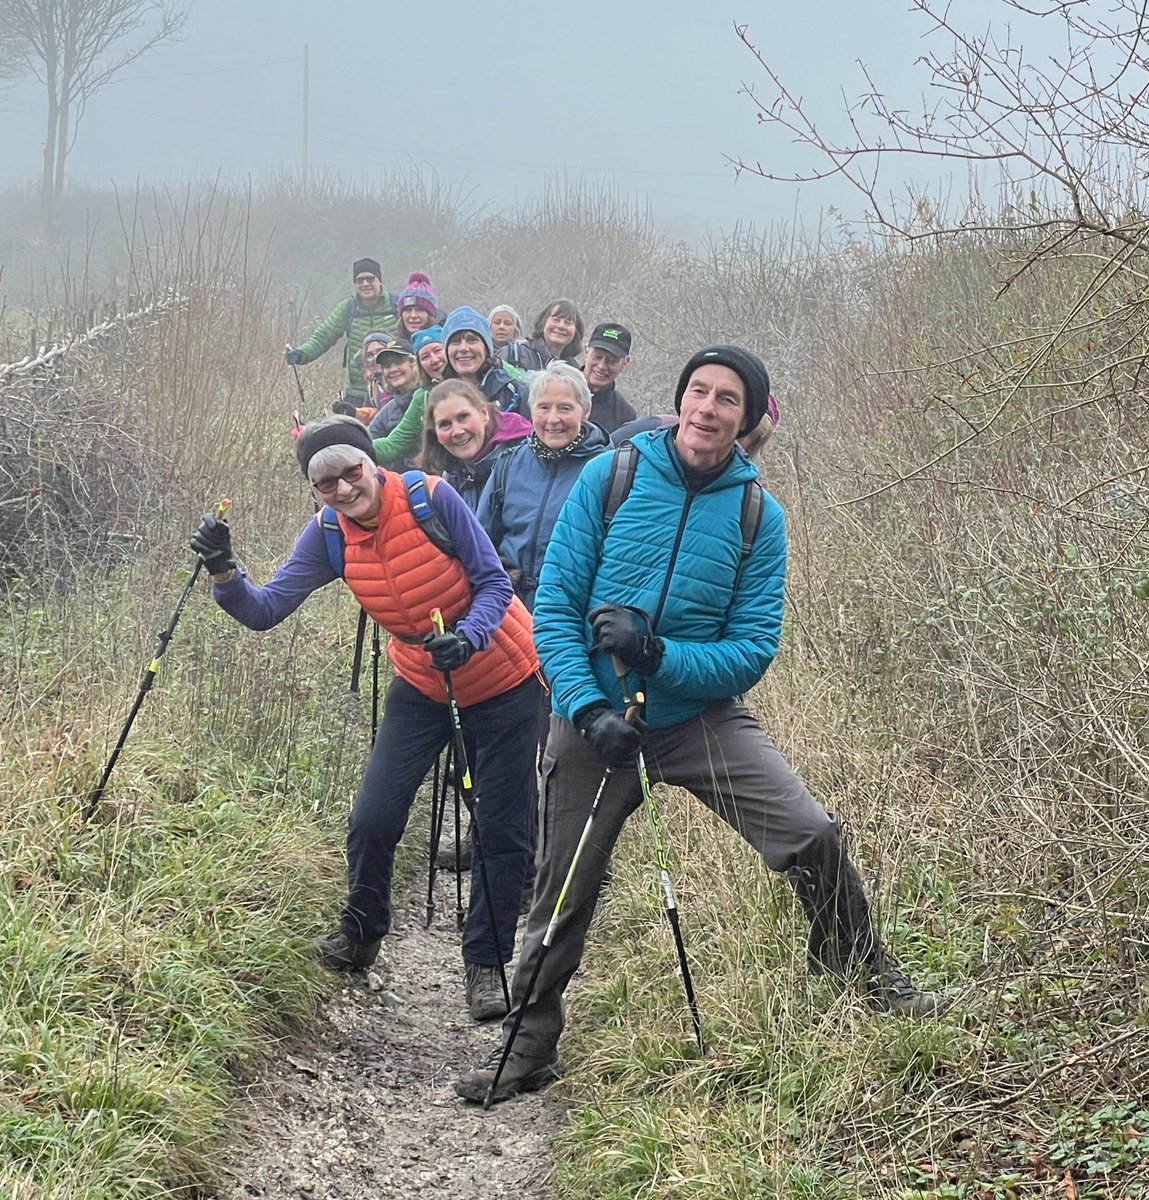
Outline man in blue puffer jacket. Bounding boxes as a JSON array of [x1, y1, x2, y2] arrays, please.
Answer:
[[457, 344, 942, 1105]]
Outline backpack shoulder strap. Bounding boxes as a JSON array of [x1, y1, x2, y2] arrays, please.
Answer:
[[402, 470, 455, 556], [490, 444, 514, 513], [317, 506, 345, 577], [602, 441, 639, 531], [732, 479, 765, 594]]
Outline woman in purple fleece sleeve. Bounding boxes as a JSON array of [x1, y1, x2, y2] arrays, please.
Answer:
[[189, 416, 542, 1023]]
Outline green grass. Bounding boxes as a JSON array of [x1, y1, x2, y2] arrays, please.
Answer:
[[0, 570, 360, 1199]]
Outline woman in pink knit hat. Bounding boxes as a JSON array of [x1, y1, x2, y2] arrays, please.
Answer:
[[396, 271, 439, 336]]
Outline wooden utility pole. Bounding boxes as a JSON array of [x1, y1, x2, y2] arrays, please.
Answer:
[[302, 43, 310, 183]]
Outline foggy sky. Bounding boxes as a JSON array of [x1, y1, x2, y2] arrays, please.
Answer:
[[0, 0, 1057, 238]]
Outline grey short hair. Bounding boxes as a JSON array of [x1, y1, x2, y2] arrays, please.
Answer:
[[528, 360, 592, 415], [307, 443, 375, 485]]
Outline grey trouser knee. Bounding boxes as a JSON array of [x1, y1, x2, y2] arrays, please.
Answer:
[[503, 699, 868, 1056]]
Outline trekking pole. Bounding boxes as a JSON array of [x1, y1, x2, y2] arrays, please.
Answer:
[[286, 343, 306, 407], [370, 620, 382, 741], [430, 608, 510, 1006], [349, 608, 368, 693], [450, 743, 465, 932], [424, 744, 461, 929], [426, 749, 445, 927], [482, 723, 634, 1109], [82, 499, 231, 823], [613, 654, 704, 1053]]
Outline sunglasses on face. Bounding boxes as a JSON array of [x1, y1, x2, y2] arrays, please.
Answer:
[[355, 275, 379, 285], [311, 462, 366, 494]]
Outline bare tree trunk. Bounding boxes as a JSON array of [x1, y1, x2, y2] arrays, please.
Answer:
[[52, 5, 75, 207], [4, 0, 189, 227], [53, 90, 69, 204], [40, 92, 57, 220], [39, 45, 58, 224]]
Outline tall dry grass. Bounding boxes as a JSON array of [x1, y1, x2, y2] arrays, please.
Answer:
[[1, 173, 1147, 1197]]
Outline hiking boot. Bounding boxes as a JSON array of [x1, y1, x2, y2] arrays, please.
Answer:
[[454, 1043, 562, 1105], [315, 929, 382, 972], [464, 962, 510, 1022], [863, 953, 945, 1017], [436, 823, 473, 872]]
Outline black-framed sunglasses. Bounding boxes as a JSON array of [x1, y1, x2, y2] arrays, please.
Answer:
[[354, 274, 379, 285], [311, 462, 366, 495]]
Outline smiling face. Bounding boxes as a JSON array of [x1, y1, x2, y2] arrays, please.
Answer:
[[531, 379, 585, 450], [417, 340, 447, 382], [446, 330, 488, 380], [674, 363, 746, 471], [489, 310, 517, 348], [541, 307, 577, 356], [362, 339, 389, 380], [309, 454, 381, 524], [400, 307, 431, 334], [432, 393, 493, 462], [584, 345, 628, 392], [355, 272, 382, 304], [379, 354, 419, 391]]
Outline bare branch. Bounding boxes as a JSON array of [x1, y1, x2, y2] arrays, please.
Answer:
[[0, 0, 188, 219]]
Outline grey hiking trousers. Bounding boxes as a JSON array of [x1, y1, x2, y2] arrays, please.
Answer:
[[502, 697, 877, 1059]]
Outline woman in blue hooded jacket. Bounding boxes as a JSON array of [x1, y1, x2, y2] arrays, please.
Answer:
[[476, 361, 610, 614]]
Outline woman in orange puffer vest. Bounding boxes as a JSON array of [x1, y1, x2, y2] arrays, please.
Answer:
[[190, 415, 542, 1023]]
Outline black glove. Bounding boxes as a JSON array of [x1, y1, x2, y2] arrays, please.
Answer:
[[190, 513, 236, 575], [284, 347, 304, 365], [589, 604, 664, 675], [575, 703, 642, 768], [331, 399, 359, 416], [424, 629, 474, 672]]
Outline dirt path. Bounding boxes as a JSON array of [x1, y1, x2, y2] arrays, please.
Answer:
[[214, 876, 566, 1200]]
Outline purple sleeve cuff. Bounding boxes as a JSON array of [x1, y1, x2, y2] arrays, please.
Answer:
[[212, 517, 338, 630], [429, 480, 512, 649]]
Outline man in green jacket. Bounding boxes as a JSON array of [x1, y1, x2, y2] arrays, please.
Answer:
[[285, 258, 400, 402]]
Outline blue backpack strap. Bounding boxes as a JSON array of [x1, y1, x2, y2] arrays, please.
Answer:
[[317, 506, 345, 577], [402, 470, 454, 556]]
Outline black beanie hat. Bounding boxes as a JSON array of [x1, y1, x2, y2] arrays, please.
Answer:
[[674, 345, 771, 437], [352, 257, 382, 280], [295, 415, 378, 478]]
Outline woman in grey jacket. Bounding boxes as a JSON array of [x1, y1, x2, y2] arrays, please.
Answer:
[[476, 361, 610, 614]]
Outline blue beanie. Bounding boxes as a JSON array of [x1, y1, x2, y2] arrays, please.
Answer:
[[442, 306, 494, 358], [411, 324, 444, 355]]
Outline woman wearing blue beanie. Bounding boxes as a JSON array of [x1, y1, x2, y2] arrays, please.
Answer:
[[442, 306, 530, 415]]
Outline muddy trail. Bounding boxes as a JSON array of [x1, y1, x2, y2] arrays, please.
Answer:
[[213, 864, 567, 1200]]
